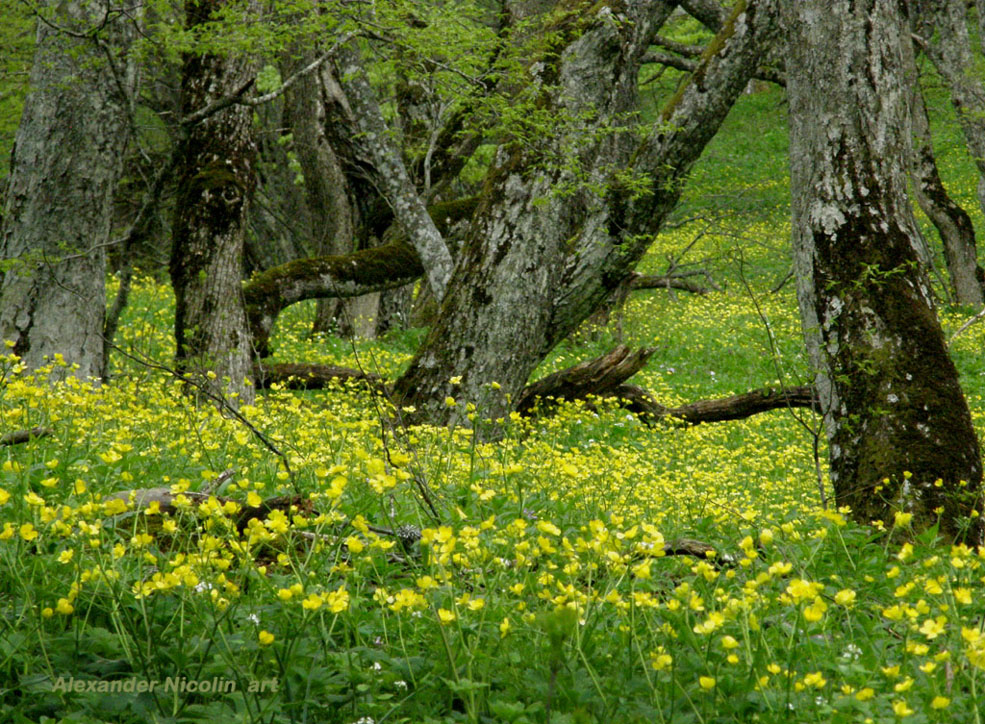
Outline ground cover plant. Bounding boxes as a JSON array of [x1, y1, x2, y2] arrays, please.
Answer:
[[4, 84, 985, 724]]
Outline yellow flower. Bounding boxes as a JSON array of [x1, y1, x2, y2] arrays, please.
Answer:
[[445, 397, 457, 408], [930, 696, 950, 709], [834, 589, 856, 606], [919, 618, 945, 640], [437, 608, 456, 624], [55, 598, 74, 615], [325, 587, 349, 614], [803, 599, 827, 622], [277, 588, 294, 602], [99, 450, 122, 465], [721, 635, 740, 650], [0, 488, 9, 505], [893, 511, 913, 528], [19, 523, 38, 541], [803, 671, 826, 688], [57, 549, 74, 564], [786, 579, 822, 603], [345, 536, 364, 554], [500, 617, 511, 637], [650, 650, 672, 671], [258, 630, 274, 645], [302, 593, 323, 611], [856, 688, 875, 701], [892, 699, 913, 717], [882, 605, 904, 621], [698, 676, 716, 690]]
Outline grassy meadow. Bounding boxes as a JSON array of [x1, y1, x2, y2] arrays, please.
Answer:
[[5, 82, 985, 724]]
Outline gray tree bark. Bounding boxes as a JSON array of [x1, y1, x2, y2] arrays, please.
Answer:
[[282, 57, 359, 337], [785, 0, 983, 542], [392, 0, 782, 426], [906, 58, 985, 307], [170, 0, 258, 407], [331, 45, 454, 301], [918, 1, 985, 221], [0, 0, 135, 381]]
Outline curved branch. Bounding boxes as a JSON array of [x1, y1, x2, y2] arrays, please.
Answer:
[[244, 241, 424, 356]]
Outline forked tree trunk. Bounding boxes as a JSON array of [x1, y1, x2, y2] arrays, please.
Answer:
[[0, 0, 134, 380], [170, 0, 258, 407], [391, 0, 781, 426], [785, 0, 984, 542]]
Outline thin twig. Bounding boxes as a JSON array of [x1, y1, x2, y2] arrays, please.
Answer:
[[949, 306, 985, 344]]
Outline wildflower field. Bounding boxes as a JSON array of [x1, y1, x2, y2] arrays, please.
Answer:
[[5, 87, 985, 724]]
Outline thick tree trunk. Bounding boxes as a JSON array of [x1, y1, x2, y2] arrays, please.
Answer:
[[785, 0, 984, 542], [170, 0, 258, 407], [0, 0, 134, 381], [391, 0, 781, 427]]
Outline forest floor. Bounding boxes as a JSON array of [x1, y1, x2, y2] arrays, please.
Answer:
[[4, 84, 985, 723]]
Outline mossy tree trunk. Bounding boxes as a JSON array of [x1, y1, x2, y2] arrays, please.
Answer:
[[785, 0, 984, 542], [170, 0, 258, 407], [0, 0, 135, 381], [391, 0, 781, 426]]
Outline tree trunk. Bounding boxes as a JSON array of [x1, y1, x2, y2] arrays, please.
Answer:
[[785, 0, 984, 542], [170, 0, 258, 407], [918, 1, 985, 221], [391, 0, 781, 427], [908, 65, 985, 307], [0, 0, 134, 381], [282, 57, 360, 337]]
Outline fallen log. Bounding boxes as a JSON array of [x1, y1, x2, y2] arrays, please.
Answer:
[[613, 382, 817, 424], [631, 273, 716, 295], [0, 427, 53, 446], [514, 346, 656, 415], [513, 346, 817, 424]]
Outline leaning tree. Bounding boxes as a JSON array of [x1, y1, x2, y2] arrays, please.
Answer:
[[784, 0, 984, 541]]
